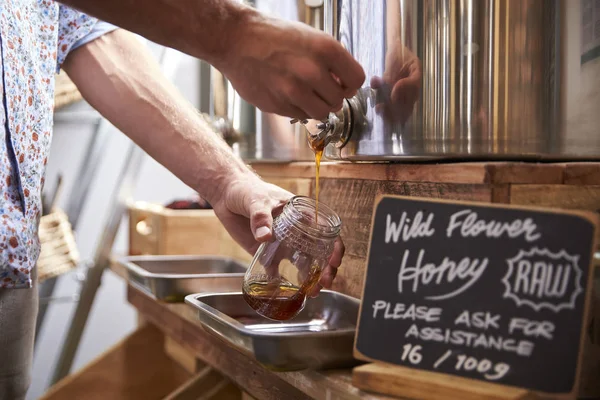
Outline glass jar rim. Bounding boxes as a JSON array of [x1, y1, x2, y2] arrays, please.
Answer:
[[280, 196, 342, 238]]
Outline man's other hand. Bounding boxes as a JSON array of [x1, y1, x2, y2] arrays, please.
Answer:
[[211, 174, 344, 295]]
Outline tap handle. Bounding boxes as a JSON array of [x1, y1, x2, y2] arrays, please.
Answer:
[[316, 122, 331, 131]]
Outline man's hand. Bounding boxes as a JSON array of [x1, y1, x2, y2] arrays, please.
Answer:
[[211, 173, 344, 294], [212, 176, 291, 253], [214, 12, 365, 121]]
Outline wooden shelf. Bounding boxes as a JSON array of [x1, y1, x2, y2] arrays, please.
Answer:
[[41, 324, 191, 400], [123, 284, 396, 400]]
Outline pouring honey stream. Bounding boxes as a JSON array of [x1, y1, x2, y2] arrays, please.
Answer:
[[287, 118, 330, 224], [241, 126, 328, 321], [310, 138, 325, 225], [241, 122, 338, 321]]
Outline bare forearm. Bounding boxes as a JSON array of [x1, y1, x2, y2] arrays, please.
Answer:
[[62, 29, 249, 203], [60, 0, 365, 121], [58, 0, 254, 68]]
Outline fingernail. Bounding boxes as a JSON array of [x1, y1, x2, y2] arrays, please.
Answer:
[[255, 226, 271, 239]]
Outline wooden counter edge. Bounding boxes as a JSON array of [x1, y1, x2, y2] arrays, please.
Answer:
[[250, 162, 489, 184], [250, 161, 600, 185]]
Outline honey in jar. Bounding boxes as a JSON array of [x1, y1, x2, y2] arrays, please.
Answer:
[[242, 196, 341, 320]]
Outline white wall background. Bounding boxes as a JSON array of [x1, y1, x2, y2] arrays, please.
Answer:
[[27, 44, 204, 400]]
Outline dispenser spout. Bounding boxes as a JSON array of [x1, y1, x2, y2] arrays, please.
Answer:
[[306, 115, 341, 151], [290, 92, 366, 152]]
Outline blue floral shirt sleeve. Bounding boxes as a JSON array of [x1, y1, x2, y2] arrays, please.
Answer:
[[56, 5, 99, 71], [71, 21, 119, 53]]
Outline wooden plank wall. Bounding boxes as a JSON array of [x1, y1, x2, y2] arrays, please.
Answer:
[[254, 162, 600, 299]]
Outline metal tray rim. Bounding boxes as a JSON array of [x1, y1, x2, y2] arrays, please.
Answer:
[[117, 255, 247, 279], [185, 290, 359, 339]]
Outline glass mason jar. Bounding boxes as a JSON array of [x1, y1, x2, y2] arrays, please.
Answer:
[[242, 196, 342, 321]]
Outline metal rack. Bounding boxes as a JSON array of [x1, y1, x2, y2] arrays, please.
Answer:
[[37, 45, 184, 385], [35, 109, 111, 343]]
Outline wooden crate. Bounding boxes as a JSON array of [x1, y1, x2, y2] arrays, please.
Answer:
[[128, 201, 252, 263]]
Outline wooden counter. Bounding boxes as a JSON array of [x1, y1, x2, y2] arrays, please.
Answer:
[[118, 161, 600, 400]]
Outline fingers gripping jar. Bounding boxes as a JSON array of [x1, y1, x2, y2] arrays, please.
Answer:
[[242, 196, 342, 321]]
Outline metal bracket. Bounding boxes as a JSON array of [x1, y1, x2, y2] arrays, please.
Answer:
[[39, 294, 80, 305]]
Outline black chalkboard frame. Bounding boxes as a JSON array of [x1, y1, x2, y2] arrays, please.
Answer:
[[352, 194, 598, 399]]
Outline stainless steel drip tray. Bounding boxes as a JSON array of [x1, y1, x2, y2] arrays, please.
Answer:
[[185, 291, 361, 371], [117, 255, 246, 302]]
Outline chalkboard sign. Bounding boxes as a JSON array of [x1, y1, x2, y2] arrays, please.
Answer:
[[354, 195, 597, 395]]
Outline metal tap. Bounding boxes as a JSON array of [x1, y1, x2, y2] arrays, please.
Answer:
[[290, 92, 367, 151]]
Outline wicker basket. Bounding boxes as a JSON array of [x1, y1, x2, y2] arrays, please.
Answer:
[[37, 208, 80, 283], [54, 71, 83, 110]]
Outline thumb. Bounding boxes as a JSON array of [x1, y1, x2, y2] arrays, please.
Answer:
[[249, 200, 274, 242]]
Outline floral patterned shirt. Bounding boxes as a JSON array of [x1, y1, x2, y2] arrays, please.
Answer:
[[0, 1, 98, 288]]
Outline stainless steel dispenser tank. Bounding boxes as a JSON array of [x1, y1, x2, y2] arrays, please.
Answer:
[[209, 0, 316, 162], [312, 0, 600, 161]]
